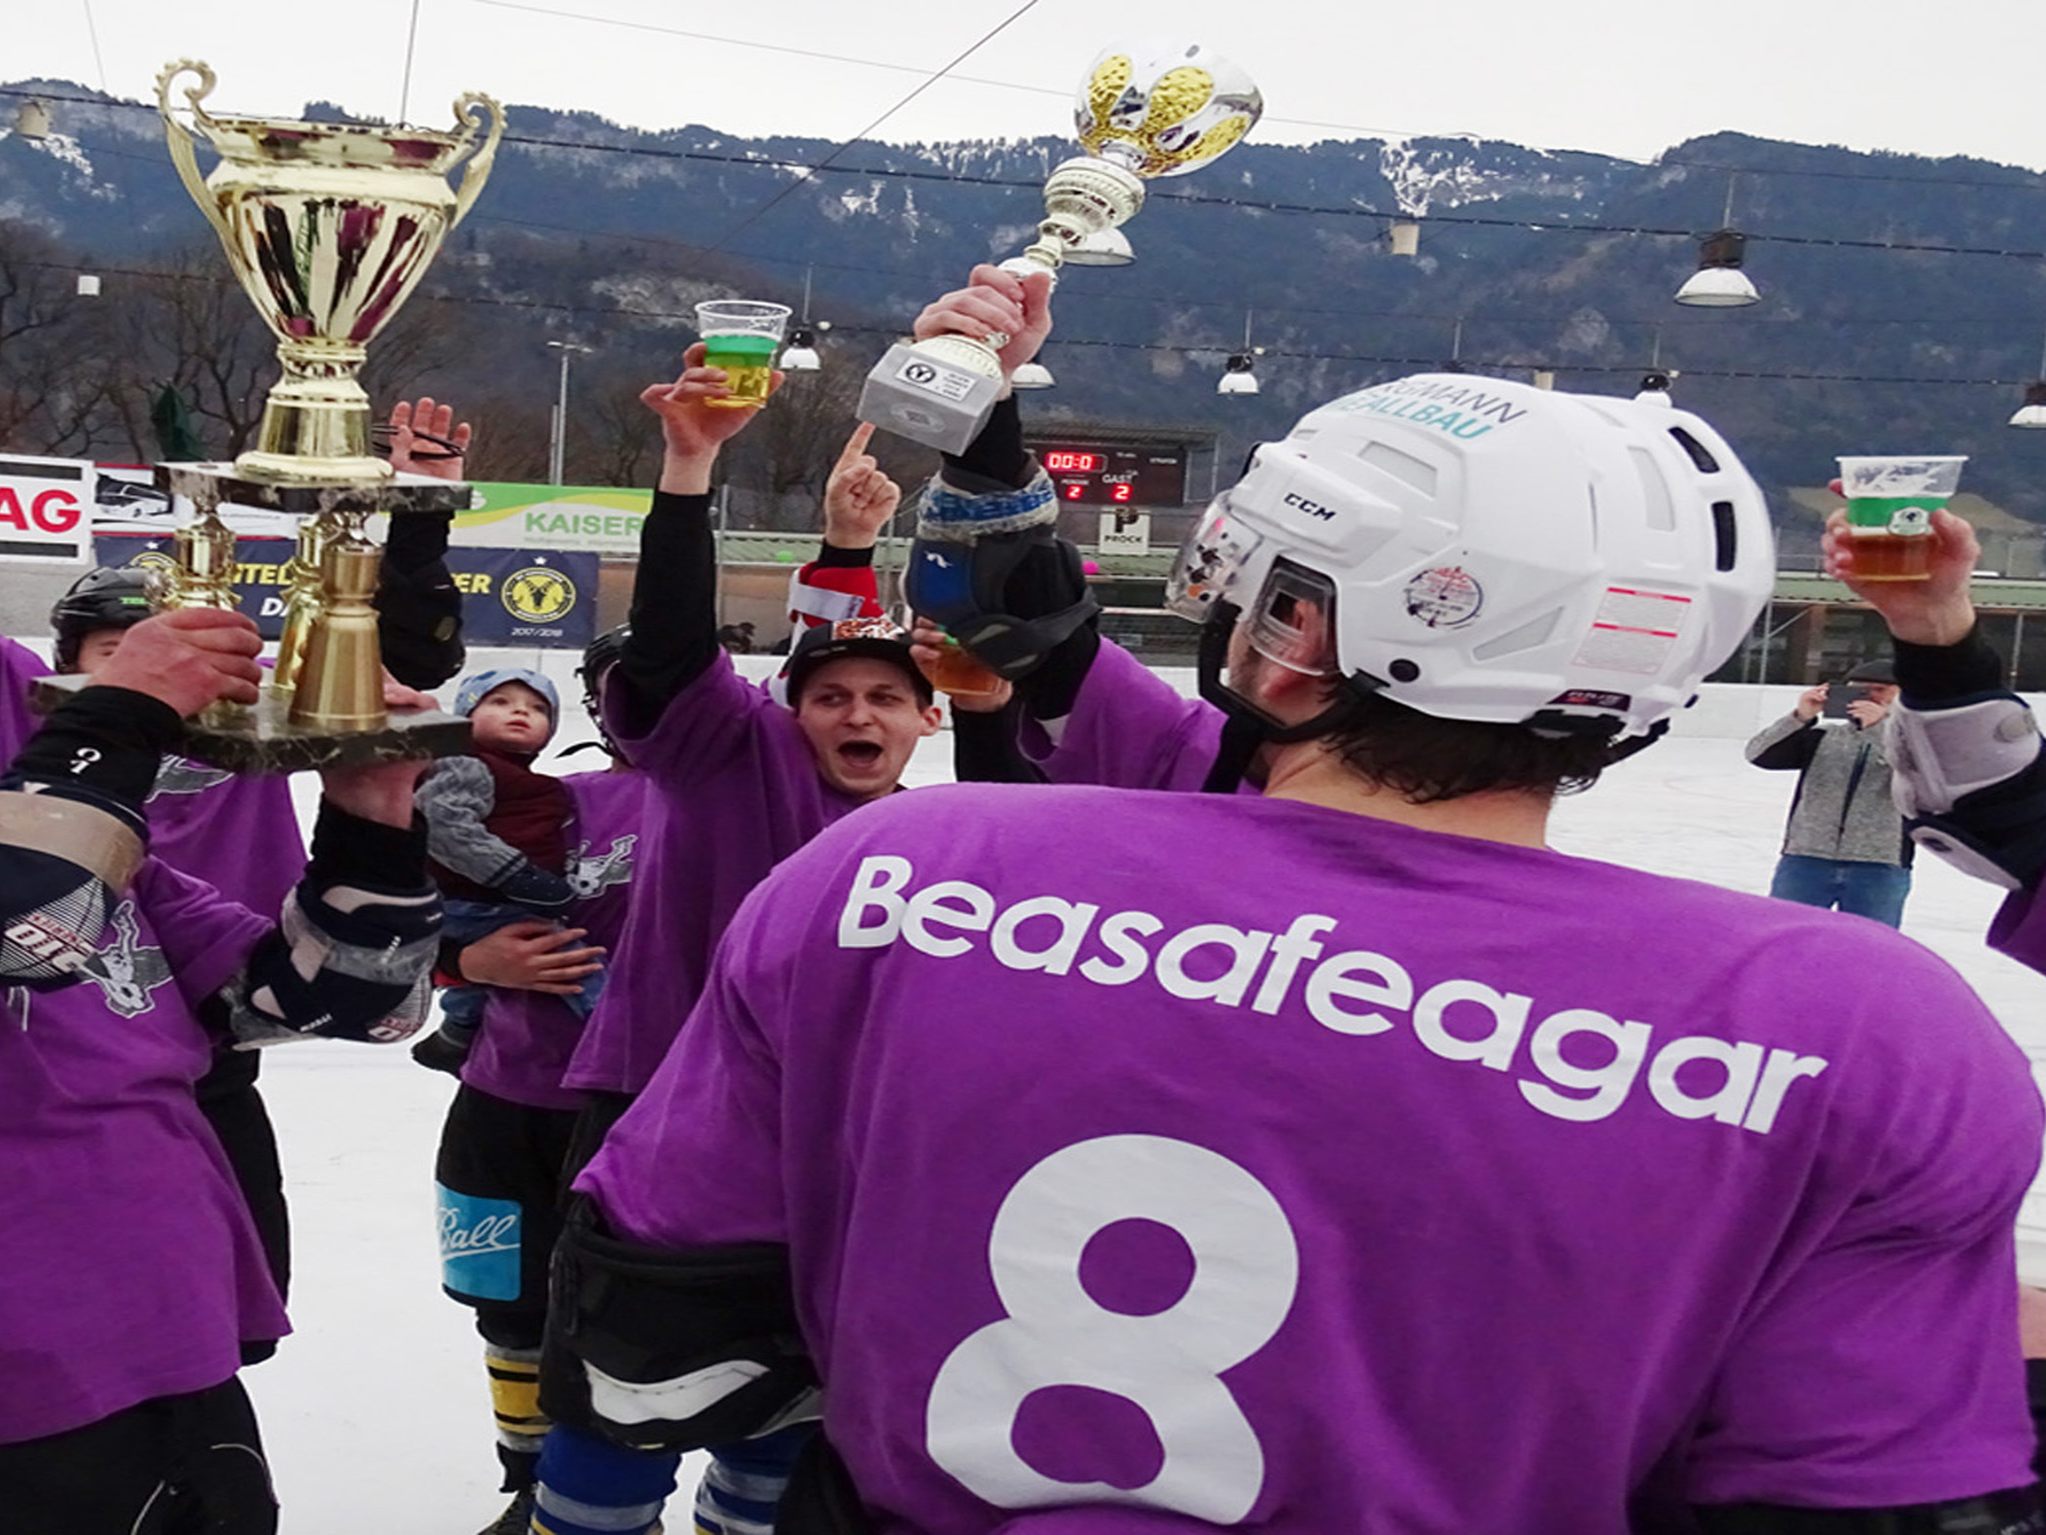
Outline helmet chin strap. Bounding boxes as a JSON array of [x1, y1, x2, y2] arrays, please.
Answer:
[[1194, 604, 1374, 794]]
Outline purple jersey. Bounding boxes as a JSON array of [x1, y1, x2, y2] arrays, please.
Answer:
[[144, 757, 305, 918], [463, 769, 646, 1111], [563, 656, 864, 1096], [0, 635, 307, 917], [583, 785, 2041, 1532], [0, 857, 282, 1442], [1992, 884, 2046, 975], [1018, 640, 1234, 793]]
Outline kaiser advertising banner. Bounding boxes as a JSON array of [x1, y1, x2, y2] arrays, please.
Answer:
[[450, 483, 654, 555], [94, 535, 598, 649]]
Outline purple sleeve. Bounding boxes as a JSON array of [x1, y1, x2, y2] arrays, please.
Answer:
[[576, 895, 785, 1247], [1018, 640, 1226, 794], [132, 859, 273, 1010], [1681, 961, 2043, 1508], [0, 636, 50, 761], [1990, 885, 2046, 974], [601, 647, 788, 785]]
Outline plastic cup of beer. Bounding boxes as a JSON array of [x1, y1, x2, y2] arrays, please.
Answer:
[[1835, 455, 1966, 582], [918, 631, 1005, 700], [694, 300, 790, 409]]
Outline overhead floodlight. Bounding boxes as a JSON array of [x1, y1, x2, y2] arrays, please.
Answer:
[[1063, 227, 1135, 267], [2009, 380, 2046, 429], [1634, 369, 1676, 407], [1217, 351, 1261, 396], [1390, 218, 1421, 258], [1533, 368, 1556, 391], [75, 274, 100, 298], [14, 99, 51, 141], [780, 322, 822, 372], [1675, 229, 1759, 308], [1011, 360, 1056, 390]]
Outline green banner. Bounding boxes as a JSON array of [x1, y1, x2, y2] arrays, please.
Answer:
[[451, 483, 654, 556]]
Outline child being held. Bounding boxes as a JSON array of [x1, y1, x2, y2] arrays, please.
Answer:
[[412, 668, 599, 1073]]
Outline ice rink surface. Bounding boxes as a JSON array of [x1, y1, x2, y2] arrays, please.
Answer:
[[249, 715, 2046, 1533]]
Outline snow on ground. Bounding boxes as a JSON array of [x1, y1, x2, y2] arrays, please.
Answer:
[[249, 701, 2043, 1534]]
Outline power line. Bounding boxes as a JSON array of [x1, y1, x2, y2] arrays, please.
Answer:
[[702, 0, 1046, 254]]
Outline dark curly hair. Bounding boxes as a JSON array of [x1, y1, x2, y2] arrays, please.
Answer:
[[1312, 685, 1617, 804]]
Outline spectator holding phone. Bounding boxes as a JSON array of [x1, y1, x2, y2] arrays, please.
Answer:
[[1746, 660, 1913, 925]]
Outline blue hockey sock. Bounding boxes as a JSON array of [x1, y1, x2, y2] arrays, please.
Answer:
[[531, 1423, 678, 1535]]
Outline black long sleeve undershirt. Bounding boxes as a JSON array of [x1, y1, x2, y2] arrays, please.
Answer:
[[2, 684, 183, 822], [376, 510, 465, 690], [950, 699, 1045, 785], [1894, 621, 2006, 703], [614, 489, 719, 737]]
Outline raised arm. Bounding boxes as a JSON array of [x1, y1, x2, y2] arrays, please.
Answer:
[[375, 394, 472, 690], [0, 610, 440, 1042], [609, 346, 781, 739]]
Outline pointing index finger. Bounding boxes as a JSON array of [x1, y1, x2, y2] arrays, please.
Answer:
[[836, 421, 876, 469]]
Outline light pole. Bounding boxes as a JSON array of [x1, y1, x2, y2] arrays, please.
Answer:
[[546, 340, 592, 485]]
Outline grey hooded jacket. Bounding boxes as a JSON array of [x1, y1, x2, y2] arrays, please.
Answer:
[[1745, 712, 1911, 866]]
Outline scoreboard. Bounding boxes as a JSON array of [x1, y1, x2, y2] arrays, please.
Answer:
[[1029, 441, 1189, 508]]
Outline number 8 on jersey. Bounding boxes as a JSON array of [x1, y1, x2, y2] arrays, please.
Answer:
[[926, 1134, 1301, 1523]]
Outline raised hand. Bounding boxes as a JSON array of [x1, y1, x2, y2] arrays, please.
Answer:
[[91, 608, 262, 717], [913, 264, 1055, 380], [387, 396, 472, 482], [908, 615, 1013, 712], [824, 423, 902, 549], [1794, 683, 1830, 722], [1822, 504, 1978, 647], [643, 342, 784, 494]]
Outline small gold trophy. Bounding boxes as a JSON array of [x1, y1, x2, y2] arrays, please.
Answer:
[[39, 62, 506, 770], [860, 41, 1262, 453]]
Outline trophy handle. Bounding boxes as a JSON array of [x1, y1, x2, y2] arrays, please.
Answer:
[[154, 60, 232, 244], [445, 91, 506, 230]]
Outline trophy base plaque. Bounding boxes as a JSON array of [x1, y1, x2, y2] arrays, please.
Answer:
[[858, 341, 1007, 455], [156, 462, 474, 516], [32, 675, 471, 775]]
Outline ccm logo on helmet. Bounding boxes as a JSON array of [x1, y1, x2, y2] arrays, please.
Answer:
[[1282, 492, 1336, 521]]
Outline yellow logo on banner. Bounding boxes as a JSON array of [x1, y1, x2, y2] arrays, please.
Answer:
[[502, 564, 576, 625]]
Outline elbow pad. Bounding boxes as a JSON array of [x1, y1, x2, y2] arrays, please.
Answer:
[[1694, 1484, 2044, 1533], [0, 787, 146, 988], [540, 1198, 819, 1453], [907, 524, 1099, 681], [1891, 693, 2046, 890], [229, 875, 441, 1046]]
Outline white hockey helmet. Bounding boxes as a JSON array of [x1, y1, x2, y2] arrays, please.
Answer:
[[1167, 373, 1775, 743]]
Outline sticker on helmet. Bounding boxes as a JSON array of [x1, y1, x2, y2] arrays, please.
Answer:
[[1404, 566, 1484, 629]]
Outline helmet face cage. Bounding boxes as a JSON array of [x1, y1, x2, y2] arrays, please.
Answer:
[[1165, 494, 1268, 626]]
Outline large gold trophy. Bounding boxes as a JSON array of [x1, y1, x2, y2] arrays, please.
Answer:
[[46, 63, 505, 770], [859, 41, 1262, 453]]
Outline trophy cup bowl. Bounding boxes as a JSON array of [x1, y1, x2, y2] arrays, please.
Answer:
[[859, 40, 1262, 453], [157, 60, 504, 484], [31, 63, 506, 771]]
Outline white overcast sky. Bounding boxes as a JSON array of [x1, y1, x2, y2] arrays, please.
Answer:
[[15, 0, 2046, 169]]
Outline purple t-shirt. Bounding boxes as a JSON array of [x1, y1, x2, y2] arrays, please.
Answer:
[[0, 857, 282, 1442], [463, 768, 646, 1112], [583, 784, 2041, 1532], [562, 655, 864, 1096], [1019, 640, 1234, 794], [0, 636, 307, 918], [1992, 885, 2046, 975]]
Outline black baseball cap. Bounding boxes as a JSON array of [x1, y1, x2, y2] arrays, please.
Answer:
[[781, 618, 933, 707], [1845, 660, 1899, 686]]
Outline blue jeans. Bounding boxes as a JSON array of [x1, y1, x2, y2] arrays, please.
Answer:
[[1768, 855, 1912, 928], [439, 898, 604, 1041]]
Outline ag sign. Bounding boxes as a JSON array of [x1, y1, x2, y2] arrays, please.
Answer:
[[0, 456, 93, 564]]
